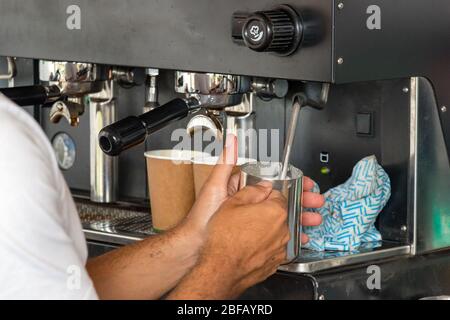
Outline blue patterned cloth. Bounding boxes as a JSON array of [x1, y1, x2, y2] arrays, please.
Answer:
[[303, 155, 390, 252]]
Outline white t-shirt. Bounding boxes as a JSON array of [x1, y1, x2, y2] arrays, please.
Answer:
[[0, 93, 98, 299]]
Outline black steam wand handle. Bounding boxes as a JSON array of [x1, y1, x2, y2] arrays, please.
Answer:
[[0, 85, 61, 106], [99, 97, 201, 156]]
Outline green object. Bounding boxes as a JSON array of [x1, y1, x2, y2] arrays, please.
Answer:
[[152, 227, 164, 234], [432, 201, 450, 248], [321, 166, 331, 175]]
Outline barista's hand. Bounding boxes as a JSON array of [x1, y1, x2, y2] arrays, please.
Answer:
[[185, 134, 325, 243], [184, 134, 240, 232], [301, 176, 325, 244], [201, 184, 289, 298], [169, 182, 289, 299]]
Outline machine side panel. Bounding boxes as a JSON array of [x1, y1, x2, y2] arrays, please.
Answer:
[[334, 0, 450, 162], [416, 78, 450, 253]]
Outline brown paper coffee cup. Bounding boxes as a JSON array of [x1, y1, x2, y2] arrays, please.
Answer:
[[145, 150, 207, 232], [192, 156, 257, 198]]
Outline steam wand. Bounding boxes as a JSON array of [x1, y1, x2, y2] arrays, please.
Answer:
[[280, 95, 303, 180], [280, 83, 330, 179]]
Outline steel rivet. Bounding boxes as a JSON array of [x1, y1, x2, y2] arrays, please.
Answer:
[[337, 57, 344, 65], [402, 87, 409, 93], [401, 225, 407, 232], [442, 106, 447, 113], [338, 3, 344, 10]]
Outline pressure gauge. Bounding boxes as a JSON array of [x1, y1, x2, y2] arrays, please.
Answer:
[[52, 132, 76, 170]]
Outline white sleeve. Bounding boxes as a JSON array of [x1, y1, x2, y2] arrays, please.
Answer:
[[0, 95, 98, 300]]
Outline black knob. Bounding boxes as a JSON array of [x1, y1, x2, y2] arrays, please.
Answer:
[[241, 5, 302, 55]]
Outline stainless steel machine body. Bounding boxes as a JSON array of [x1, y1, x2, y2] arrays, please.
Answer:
[[176, 72, 283, 159], [89, 81, 118, 203], [0, 0, 449, 299], [38, 60, 118, 203]]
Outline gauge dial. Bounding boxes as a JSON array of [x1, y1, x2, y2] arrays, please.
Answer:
[[52, 132, 76, 170]]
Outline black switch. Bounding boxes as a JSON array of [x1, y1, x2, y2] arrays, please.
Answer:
[[356, 112, 373, 136]]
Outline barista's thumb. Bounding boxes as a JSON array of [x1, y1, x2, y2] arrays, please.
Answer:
[[208, 134, 238, 186]]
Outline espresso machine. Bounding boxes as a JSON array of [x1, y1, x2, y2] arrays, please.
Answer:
[[1, 0, 449, 299]]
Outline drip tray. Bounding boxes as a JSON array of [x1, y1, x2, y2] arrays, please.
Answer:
[[279, 241, 411, 274], [77, 199, 411, 272], [76, 199, 155, 245]]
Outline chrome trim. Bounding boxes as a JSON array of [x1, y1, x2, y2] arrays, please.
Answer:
[[413, 78, 450, 252], [195, 93, 244, 109], [39, 60, 105, 96], [408, 77, 419, 255], [280, 244, 411, 273], [39, 60, 102, 83], [175, 71, 250, 108], [83, 229, 144, 246], [175, 71, 250, 95], [225, 91, 254, 116], [89, 80, 118, 203], [0, 57, 17, 80], [143, 68, 160, 112], [226, 93, 256, 159]]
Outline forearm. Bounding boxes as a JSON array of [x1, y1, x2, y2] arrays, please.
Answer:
[[86, 222, 203, 300], [167, 254, 241, 300]]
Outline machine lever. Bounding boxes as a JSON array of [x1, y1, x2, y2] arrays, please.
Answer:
[[0, 85, 61, 106], [99, 97, 201, 156]]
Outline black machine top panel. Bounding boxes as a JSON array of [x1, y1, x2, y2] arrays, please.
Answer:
[[2, 0, 450, 158], [0, 0, 333, 82]]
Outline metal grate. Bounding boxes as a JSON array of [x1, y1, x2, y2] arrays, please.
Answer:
[[77, 201, 154, 237]]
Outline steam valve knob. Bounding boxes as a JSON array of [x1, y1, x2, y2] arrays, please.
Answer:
[[241, 5, 303, 55]]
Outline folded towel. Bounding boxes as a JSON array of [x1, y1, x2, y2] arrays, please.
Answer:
[[303, 155, 391, 252]]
